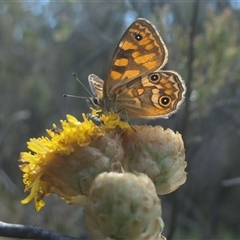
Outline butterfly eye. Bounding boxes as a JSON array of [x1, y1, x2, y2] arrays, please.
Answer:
[[92, 97, 99, 105], [87, 97, 100, 108], [149, 73, 160, 83], [132, 32, 142, 41], [160, 96, 171, 106]]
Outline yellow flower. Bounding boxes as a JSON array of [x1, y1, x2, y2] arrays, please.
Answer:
[[19, 112, 129, 211]]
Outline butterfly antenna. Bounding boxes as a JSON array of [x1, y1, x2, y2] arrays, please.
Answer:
[[72, 73, 93, 97], [63, 94, 87, 99]]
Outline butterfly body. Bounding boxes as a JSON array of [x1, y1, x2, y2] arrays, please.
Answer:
[[88, 18, 186, 119]]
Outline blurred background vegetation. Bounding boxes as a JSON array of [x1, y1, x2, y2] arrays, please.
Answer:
[[1, 0, 240, 239]]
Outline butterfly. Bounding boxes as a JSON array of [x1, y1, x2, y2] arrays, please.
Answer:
[[87, 18, 186, 119]]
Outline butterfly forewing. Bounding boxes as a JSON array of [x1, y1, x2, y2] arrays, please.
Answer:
[[104, 18, 168, 95]]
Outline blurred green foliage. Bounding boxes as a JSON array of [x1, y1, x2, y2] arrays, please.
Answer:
[[1, 1, 240, 239]]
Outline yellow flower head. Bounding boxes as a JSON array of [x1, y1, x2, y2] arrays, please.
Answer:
[[19, 111, 129, 211]]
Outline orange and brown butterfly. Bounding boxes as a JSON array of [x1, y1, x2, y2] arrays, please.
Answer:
[[88, 18, 186, 119]]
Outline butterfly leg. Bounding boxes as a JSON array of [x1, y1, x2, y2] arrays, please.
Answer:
[[121, 109, 136, 132]]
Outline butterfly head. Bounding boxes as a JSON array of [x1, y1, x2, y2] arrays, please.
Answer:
[[87, 97, 101, 109]]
